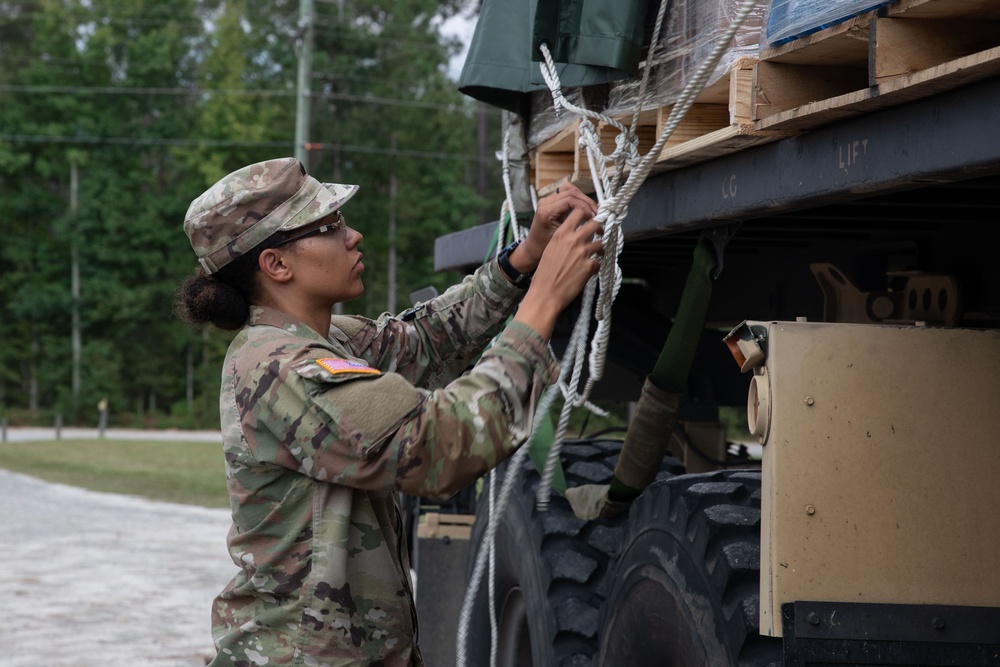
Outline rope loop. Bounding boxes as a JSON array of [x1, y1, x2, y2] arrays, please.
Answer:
[[531, 0, 762, 514], [457, 5, 763, 665], [615, 130, 641, 167]]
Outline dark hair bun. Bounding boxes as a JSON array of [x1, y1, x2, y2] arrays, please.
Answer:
[[176, 271, 250, 330]]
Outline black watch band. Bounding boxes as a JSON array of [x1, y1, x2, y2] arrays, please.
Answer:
[[497, 240, 532, 288]]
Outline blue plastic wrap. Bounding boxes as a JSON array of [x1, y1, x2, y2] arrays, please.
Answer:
[[763, 0, 893, 47]]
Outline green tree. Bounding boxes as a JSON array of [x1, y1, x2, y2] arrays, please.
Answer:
[[307, 0, 503, 315], [0, 0, 502, 427], [0, 0, 208, 421]]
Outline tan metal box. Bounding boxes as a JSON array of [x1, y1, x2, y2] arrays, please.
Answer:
[[747, 321, 1000, 637]]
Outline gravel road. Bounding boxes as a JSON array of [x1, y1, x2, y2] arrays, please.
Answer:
[[0, 468, 236, 667]]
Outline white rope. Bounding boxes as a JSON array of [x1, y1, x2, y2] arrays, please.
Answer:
[[487, 467, 498, 667], [454, 445, 528, 667], [456, 2, 762, 663], [534, 0, 761, 511], [457, 119, 537, 667], [498, 124, 530, 253]]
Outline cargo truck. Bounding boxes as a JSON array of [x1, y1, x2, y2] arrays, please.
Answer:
[[422, 0, 1000, 664]]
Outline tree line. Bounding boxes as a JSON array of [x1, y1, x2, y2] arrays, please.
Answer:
[[0, 0, 503, 429]]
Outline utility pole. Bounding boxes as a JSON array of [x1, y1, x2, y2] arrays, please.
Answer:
[[294, 0, 315, 165], [387, 131, 398, 313], [476, 101, 490, 223], [70, 158, 81, 415], [185, 340, 194, 416], [331, 0, 344, 316]]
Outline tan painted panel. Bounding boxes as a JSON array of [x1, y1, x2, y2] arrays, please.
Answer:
[[756, 321, 1000, 636]]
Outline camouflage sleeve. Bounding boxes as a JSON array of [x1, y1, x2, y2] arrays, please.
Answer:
[[250, 322, 558, 497], [391, 321, 560, 500], [231, 341, 423, 491], [330, 259, 523, 390]]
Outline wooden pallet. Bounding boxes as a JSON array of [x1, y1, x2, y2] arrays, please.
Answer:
[[531, 0, 1000, 195], [754, 0, 1000, 131], [532, 120, 579, 193], [533, 58, 792, 196]]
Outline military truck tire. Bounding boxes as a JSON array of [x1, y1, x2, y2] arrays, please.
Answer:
[[464, 439, 682, 667], [596, 470, 782, 667]]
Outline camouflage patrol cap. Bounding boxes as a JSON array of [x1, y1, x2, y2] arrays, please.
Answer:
[[184, 157, 359, 273]]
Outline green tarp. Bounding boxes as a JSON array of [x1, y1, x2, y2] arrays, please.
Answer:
[[458, 0, 649, 115]]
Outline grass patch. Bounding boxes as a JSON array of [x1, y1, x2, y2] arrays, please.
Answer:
[[0, 439, 229, 508]]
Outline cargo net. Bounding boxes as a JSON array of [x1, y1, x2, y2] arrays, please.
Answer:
[[457, 1, 761, 665]]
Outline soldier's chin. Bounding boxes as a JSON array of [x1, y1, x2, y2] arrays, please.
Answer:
[[343, 284, 364, 302]]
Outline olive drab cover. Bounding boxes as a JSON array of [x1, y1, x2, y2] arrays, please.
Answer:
[[458, 0, 650, 114]]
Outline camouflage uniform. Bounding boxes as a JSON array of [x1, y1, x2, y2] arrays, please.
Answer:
[[209, 259, 558, 667]]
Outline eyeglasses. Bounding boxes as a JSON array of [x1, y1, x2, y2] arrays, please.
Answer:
[[272, 211, 345, 247]]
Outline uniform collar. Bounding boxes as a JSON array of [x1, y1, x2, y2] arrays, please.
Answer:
[[248, 306, 328, 343]]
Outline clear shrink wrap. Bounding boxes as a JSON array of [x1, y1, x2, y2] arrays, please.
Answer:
[[603, 0, 764, 120], [527, 84, 611, 149]]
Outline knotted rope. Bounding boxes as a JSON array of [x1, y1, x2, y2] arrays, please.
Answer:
[[535, 0, 761, 512], [456, 2, 761, 665]]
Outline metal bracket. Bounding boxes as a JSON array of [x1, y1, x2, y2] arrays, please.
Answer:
[[700, 222, 742, 279], [782, 601, 1000, 666], [810, 263, 962, 325]]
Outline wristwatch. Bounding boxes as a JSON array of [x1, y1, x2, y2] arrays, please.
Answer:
[[497, 240, 533, 288]]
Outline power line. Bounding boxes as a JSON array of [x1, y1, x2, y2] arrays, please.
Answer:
[[0, 62, 478, 98], [2, 6, 464, 53], [0, 84, 480, 112], [0, 134, 486, 162], [0, 83, 291, 97]]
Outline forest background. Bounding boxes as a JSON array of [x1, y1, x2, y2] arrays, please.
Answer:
[[0, 0, 506, 429]]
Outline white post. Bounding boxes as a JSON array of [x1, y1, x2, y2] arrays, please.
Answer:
[[294, 0, 315, 165], [71, 159, 81, 413]]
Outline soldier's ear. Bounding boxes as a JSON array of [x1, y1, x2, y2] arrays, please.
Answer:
[[258, 248, 294, 283]]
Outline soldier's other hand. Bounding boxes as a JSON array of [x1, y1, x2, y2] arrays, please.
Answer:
[[513, 211, 603, 340], [510, 184, 598, 275]]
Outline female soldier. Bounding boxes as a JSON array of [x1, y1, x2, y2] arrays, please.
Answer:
[[176, 157, 601, 667]]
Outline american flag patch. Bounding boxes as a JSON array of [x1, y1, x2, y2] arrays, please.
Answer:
[[316, 358, 380, 376]]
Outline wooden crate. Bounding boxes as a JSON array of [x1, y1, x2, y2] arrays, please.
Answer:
[[533, 120, 581, 193], [596, 58, 792, 183], [534, 58, 792, 196], [650, 57, 791, 175]]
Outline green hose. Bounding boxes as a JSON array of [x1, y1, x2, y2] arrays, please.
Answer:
[[609, 237, 718, 501]]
